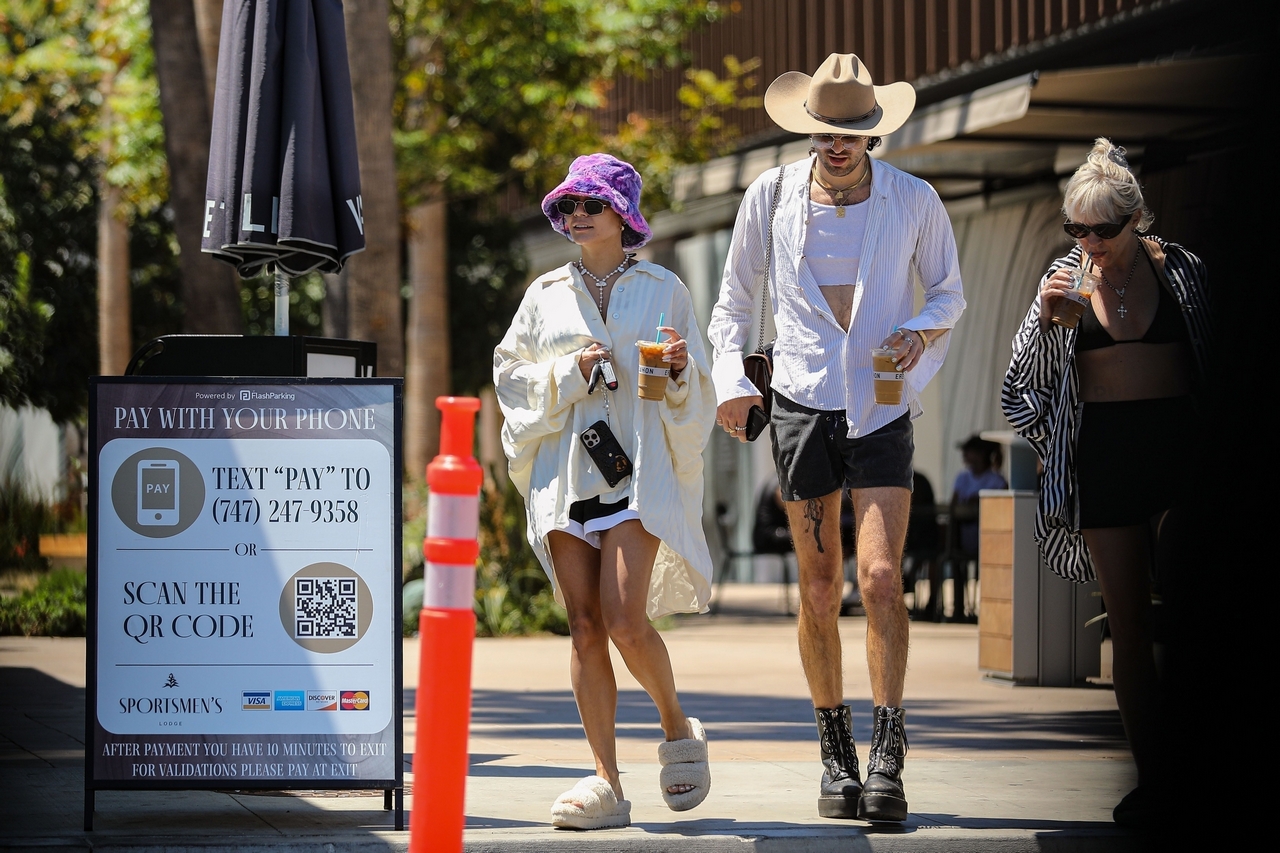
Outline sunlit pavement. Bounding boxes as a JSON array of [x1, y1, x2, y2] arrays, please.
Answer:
[[2, 585, 1144, 851]]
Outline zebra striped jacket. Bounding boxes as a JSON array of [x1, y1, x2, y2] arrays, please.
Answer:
[[1000, 236, 1211, 582]]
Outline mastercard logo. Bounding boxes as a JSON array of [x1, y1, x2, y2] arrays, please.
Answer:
[[340, 690, 369, 711]]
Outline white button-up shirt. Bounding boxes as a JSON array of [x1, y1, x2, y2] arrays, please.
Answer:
[[708, 156, 965, 437], [494, 261, 717, 618]]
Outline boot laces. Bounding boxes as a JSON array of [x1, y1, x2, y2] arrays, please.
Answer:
[[818, 709, 858, 776], [868, 707, 908, 777]]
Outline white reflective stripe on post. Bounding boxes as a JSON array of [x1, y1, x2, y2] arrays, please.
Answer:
[[427, 494, 480, 541], [424, 562, 476, 610]]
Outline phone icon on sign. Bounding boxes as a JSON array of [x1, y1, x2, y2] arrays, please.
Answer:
[[138, 460, 180, 525]]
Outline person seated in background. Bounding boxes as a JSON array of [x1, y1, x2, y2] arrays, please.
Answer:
[[903, 471, 941, 619], [951, 435, 1007, 559]]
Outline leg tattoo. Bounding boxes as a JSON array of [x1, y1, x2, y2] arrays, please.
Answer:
[[804, 498, 826, 554]]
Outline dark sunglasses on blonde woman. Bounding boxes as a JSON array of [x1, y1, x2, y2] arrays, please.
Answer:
[[556, 198, 610, 216], [1063, 220, 1128, 240]]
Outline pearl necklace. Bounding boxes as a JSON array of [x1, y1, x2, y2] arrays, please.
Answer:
[[811, 158, 870, 218], [576, 257, 630, 315], [1100, 244, 1142, 319]]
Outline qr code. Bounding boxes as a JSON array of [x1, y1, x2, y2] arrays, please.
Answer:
[[294, 577, 358, 638]]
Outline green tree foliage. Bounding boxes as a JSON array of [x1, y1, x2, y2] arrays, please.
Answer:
[[391, 0, 752, 207], [1, 0, 178, 420]]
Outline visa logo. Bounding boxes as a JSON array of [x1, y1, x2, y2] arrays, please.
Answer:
[[242, 691, 270, 710], [273, 690, 305, 711]]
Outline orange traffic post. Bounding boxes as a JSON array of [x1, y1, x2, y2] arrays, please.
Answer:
[[410, 396, 483, 853]]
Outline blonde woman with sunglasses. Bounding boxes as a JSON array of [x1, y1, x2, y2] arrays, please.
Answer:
[[1002, 137, 1212, 827]]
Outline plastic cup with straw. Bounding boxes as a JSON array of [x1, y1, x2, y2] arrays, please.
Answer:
[[636, 312, 669, 400]]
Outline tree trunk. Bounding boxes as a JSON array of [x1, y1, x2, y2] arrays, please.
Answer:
[[343, 0, 403, 376], [191, 0, 223, 109], [98, 183, 131, 375], [404, 199, 449, 480], [149, 0, 243, 335]]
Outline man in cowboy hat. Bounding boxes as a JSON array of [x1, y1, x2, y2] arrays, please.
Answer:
[[708, 53, 965, 823]]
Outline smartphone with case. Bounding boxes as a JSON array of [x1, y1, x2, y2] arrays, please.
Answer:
[[744, 405, 769, 442], [579, 420, 633, 487]]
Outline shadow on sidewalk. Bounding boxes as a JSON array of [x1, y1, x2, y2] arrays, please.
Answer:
[[421, 687, 1127, 754]]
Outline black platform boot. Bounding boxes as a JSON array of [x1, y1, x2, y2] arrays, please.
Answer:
[[858, 705, 909, 822], [814, 705, 862, 818]]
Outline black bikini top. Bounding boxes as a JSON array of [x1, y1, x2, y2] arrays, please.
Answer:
[[1076, 250, 1188, 352]]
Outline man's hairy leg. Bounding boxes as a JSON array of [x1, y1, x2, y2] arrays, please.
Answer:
[[851, 487, 911, 706], [785, 490, 846, 708]]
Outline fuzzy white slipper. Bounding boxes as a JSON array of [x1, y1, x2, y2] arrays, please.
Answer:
[[658, 717, 710, 811], [550, 775, 632, 830]]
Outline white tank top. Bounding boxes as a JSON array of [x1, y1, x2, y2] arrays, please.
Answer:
[[805, 198, 869, 286]]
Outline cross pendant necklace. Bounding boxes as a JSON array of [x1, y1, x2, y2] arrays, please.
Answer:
[[1100, 245, 1141, 319], [811, 160, 870, 218], [577, 257, 630, 317]]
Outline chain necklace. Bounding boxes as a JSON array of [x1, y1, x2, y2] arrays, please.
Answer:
[[811, 157, 870, 218], [1099, 244, 1142, 319], [576, 257, 630, 316]]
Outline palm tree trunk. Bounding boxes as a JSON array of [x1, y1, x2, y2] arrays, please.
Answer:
[[404, 199, 449, 479], [98, 183, 131, 375], [343, 0, 403, 375], [150, 0, 243, 335], [191, 0, 223, 108]]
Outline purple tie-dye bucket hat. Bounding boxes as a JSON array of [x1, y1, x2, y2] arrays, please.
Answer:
[[541, 153, 652, 249]]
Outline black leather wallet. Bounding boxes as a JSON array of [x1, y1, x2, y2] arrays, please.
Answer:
[[579, 420, 633, 487]]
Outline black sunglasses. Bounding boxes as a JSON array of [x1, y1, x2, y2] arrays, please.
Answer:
[[556, 198, 609, 216], [1063, 220, 1128, 240]]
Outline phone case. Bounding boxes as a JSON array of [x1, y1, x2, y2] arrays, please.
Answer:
[[579, 420, 633, 487], [745, 405, 769, 442]]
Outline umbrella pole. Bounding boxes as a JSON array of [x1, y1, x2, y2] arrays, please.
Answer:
[[274, 268, 289, 336]]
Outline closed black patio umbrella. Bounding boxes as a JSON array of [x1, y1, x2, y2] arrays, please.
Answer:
[[202, 0, 364, 278]]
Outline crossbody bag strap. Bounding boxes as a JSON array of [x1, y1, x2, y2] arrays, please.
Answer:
[[756, 163, 786, 351]]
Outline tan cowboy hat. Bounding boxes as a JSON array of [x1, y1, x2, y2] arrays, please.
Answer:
[[765, 53, 915, 136]]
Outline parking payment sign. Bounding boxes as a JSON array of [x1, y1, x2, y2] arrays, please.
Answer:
[[88, 378, 402, 788]]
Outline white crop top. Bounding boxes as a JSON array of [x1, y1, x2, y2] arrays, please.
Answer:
[[805, 198, 869, 286]]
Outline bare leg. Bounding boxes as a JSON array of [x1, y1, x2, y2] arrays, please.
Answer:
[[784, 491, 846, 708], [597, 520, 695, 793], [1082, 523, 1159, 785], [851, 487, 911, 707], [547, 531, 623, 799]]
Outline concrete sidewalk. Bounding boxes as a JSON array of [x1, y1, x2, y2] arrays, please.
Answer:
[[1, 585, 1143, 851]]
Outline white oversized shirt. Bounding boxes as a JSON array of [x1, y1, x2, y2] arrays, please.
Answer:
[[708, 156, 966, 437], [494, 261, 717, 618]]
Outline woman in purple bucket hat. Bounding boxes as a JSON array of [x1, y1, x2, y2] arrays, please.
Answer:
[[495, 154, 717, 829]]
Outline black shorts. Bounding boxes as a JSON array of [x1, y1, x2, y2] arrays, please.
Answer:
[[1076, 396, 1195, 528], [769, 393, 914, 501]]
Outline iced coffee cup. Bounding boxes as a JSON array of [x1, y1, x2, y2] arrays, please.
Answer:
[[871, 347, 905, 405], [635, 341, 670, 400], [1050, 267, 1101, 329]]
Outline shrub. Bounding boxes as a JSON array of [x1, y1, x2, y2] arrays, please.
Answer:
[[0, 478, 51, 572], [473, 477, 567, 637], [0, 567, 86, 636]]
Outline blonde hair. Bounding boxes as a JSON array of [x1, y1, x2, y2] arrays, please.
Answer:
[[1062, 138, 1154, 233]]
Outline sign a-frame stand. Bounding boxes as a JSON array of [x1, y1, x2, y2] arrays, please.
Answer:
[[85, 377, 404, 830]]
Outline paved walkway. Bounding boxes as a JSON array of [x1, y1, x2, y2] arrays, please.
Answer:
[[1, 585, 1145, 851]]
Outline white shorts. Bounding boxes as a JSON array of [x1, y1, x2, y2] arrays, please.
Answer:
[[563, 497, 640, 549]]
